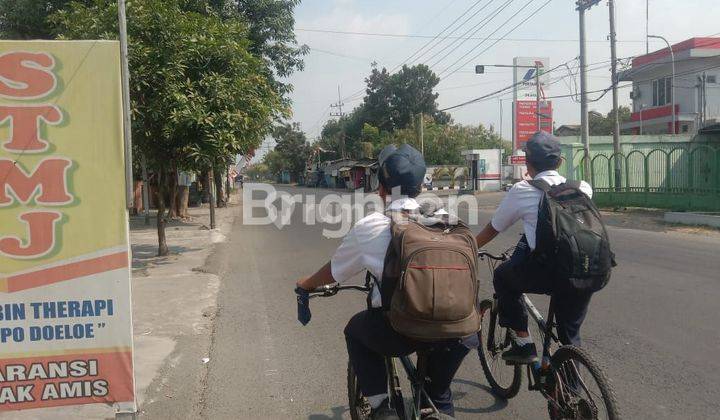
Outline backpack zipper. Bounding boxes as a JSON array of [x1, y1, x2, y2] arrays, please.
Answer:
[[399, 246, 476, 291]]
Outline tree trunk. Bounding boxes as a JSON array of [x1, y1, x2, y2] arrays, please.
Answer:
[[168, 164, 179, 219], [200, 169, 210, 203], [156, 167, 169, 256], [208, 169, 216, 229], [214, 166, 227, 208], [178, 185, 190, 219]]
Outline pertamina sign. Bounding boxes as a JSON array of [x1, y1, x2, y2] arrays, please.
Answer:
[[513, 100, 553, 150], [0, 41, 135, 413]]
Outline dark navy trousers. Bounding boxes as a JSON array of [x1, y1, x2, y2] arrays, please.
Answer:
[[493, 237, 593, 346], [344, 309, 470, 416]]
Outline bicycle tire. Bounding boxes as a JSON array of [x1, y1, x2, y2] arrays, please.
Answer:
[[548, 345, 621, 420], [477, 299, 522, 399], [347, 361, 371, 420]]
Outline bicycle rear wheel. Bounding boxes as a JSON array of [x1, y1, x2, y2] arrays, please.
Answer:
[[477, 299, 522, 399], [547, 345, 621, 420], [347, 361, 371, 420]]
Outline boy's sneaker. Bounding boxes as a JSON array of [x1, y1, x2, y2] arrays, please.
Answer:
[[502, 342, 539, 365], [370, 399, 400, 420]]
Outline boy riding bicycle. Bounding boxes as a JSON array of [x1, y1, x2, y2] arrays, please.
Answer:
[[475, 131, 596, 365], [296, 144, 472, 420]]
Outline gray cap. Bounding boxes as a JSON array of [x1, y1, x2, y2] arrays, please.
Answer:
[[378, 144, 426, 196], [525, 131, 561, 167]]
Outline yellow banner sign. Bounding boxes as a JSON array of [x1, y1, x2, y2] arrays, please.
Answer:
[[0, 41, 135, 412]]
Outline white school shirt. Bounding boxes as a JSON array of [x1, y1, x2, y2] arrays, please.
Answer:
[[330, 197, 420, 308], [490, 170, 593, 250]]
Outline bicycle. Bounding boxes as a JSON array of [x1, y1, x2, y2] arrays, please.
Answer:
[[476, 250, 621, 420], [301, 273, 451, 420]]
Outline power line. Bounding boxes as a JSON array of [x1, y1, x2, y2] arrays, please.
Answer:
[[425, 0, 517, 70], [440, 0, 554, 79], [436, 56, 620, 112], [295, 27, 653, 43], [392, 0, 487, 70]]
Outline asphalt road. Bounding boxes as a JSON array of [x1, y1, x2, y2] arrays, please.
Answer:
[[201, 185, 720, 419]]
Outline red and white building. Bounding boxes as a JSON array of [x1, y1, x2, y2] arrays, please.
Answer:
[[620, 37, 720, 135]]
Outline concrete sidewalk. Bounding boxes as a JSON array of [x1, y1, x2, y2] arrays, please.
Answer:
[[3, 196, 239, 419]]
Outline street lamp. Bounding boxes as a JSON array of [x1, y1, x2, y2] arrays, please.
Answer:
[[476, 63, 547, 134], [648, 35, 676, 134]]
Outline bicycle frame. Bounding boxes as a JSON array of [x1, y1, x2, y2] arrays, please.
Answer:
[[307, 273, 440, 420]]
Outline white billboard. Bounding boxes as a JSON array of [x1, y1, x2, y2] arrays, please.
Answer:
[[512, 57, 550, 101]]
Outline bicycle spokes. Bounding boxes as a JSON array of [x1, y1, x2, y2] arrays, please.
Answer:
[[549, 359, 605, 419]]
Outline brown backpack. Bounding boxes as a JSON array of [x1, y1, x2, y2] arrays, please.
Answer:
[[380, 214, 480, 341]]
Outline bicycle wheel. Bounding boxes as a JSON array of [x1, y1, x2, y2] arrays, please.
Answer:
[[547, 345, 621, 420], [347, 361, 371, 420], [477, 299, 522, 399]]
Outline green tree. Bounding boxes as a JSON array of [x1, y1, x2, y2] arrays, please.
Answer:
[[321, 64, 450, 159], [263, 150, 290, 178], [589, 106, 632, 135], [0, 0, 75, 39], [271, 122, 311, 181], [387, 118, 506, 166], [363, 67, 395, 132], [53, 0, 282, 255], [211, 0, 308, 102], [390, 64, 450, 129]]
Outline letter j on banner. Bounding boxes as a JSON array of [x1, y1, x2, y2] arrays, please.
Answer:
[[0, 41, 136, 413]]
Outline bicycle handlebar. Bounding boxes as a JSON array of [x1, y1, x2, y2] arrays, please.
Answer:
[[296, 283, 372, 326], [308, 283, 372, 298], [478, 250, 509, 261]]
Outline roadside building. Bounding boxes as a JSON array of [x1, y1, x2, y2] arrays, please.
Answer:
[[555, 124, 581, 137], [620, 37, 720, 135]]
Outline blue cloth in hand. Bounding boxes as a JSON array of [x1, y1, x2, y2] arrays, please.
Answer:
[[295, 287, 311, 325]]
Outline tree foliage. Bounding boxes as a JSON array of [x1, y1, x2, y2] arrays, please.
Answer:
[[50, 0, 288, 255], [317, 64, 452, 159], [589, 106, 633, 136], [378, 118, 507, 166], [52, 0, 281, 169], [0, 0, 76, 39], [269, 122, 311, 180]]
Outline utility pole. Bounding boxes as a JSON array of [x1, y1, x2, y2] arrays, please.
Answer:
[[330, 85, 346, 158], [535, 61, 541, 133], [609, 0, 622, 190], [702, 72, 708, 128], [498, 98, 503, 140], [646, 0, 650, 54], [577, 0, 600, 180], [208, 165, 216, 230], [118, 0, 134, 209]]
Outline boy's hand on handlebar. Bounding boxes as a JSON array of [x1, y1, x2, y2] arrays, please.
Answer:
[[295, 286, 311, 326]]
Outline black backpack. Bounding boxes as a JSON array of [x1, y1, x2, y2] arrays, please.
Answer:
[[530, 179, 616, 293]]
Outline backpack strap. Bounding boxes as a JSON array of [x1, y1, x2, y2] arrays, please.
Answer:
[[528, 178, 551, 192], [563, 180, 582, 190]]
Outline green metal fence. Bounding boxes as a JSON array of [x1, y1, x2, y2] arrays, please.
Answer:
[[560, 145, 720, 211]]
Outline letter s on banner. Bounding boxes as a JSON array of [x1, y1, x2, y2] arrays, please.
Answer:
[[0, 52, 57, 100]]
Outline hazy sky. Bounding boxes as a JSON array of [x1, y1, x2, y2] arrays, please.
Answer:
[[260, 0, 718, 157]]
